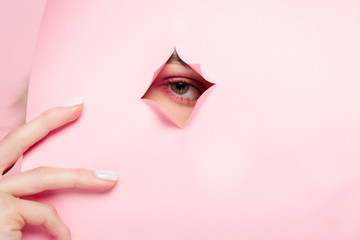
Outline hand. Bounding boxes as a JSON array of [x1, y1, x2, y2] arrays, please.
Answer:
[[0, 99, 118, 240]]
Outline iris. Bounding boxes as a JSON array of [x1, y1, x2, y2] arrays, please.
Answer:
[[170, 82, 189, 95]]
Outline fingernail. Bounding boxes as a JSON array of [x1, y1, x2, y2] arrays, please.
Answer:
[[61, 98, 84, 108], [94, 170, 119, 181]]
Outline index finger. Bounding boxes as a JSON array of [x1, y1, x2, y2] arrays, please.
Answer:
[[0, 98, 83, 175]]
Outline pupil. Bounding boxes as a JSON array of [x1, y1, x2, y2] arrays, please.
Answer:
[[171, 81, 189, 95], [176, 82, 185, 90]]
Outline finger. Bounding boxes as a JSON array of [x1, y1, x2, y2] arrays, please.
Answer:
[[15, 198, 70, 240], [0, 98, 83, 175], [0, 166, 118, 197]]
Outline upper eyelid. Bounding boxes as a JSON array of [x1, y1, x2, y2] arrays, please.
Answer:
[[159, 63, 203, 80]]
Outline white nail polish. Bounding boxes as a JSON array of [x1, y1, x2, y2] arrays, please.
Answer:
[[95, 170, 119, 181], [61, 98, 84, 108]]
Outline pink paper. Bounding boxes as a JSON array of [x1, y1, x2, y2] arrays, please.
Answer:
[[23, 0, 360, 239], [0, 0, 47, 177], [0, 0, 46, 137]]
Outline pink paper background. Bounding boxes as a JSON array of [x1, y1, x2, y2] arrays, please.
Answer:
[[23, 0, 360, 239], [0, 0, 46, 135], [0, 0, 47, 176]]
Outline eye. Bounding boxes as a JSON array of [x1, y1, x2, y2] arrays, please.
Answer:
[[142, 50, 214, 128], [160, 77, 204, 106]]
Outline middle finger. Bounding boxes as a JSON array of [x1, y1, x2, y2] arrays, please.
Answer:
[[0, 166, 118, 197]]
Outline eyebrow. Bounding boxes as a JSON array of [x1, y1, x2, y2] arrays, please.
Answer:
[[166, 51, 190, 67]]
